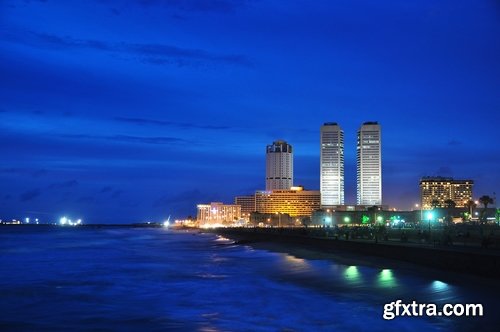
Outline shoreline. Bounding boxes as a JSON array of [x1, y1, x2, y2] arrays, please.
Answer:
[[209, 228, 500, 279]]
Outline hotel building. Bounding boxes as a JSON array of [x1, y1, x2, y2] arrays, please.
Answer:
[[320, 122, 344, 207], [197, 202, 241, 226], [255, 186, 320, 217], [234, 195, 255, 220], [357, 122, 382, 205], [420, 177, 473, 209], [266, 140, 293, 190]]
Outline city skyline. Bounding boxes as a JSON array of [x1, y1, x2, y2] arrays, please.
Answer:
[[1, 0, 499, 223]]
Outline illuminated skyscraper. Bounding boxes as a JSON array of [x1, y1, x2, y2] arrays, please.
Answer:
[[357, 122, 382, 205], [320, 123, 344, 206], [266, 140, 293, 191]]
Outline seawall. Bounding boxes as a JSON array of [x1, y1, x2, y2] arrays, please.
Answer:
[[212, 228, 500, 279]]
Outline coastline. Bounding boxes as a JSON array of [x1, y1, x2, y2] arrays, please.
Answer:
[[207, 228, 500, 279]]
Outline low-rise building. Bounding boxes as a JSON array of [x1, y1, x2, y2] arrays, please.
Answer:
[[197, 202, 241, 227], [255, 186, 320, 217], [420, 177, 473, 209]]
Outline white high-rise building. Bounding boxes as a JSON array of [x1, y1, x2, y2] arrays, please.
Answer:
[[357, 122, 382, 205], [266, 140, 293, 191], [320, 123, 344, 206]]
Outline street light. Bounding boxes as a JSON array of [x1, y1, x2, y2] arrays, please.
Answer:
[[427, 211, 433, 238], [275, 212, 282, 227]]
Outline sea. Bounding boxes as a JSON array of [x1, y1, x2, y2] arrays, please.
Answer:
[[0, 226, 498, 331]]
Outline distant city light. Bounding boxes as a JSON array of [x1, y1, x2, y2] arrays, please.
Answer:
[[59, 216, 82, 226]]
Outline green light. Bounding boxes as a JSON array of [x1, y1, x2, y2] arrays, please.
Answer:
[[362, 215, 370, 224], [344, 266, 361, 283], [377, 269, 397, 288], [377, 216, 383, 222], [344, 216, 350, 223], [427, 212, 433, 220]]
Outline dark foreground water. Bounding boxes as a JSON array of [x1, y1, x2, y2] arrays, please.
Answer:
[[0, 227, 498, 331]]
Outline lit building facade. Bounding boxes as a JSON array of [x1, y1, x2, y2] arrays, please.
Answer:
[[320, 122, 344, 207], [197, 202, 241, 226], [357, 122, 382, 205], [255, 186, 320, 217], [234, 195, 255, 220], [420, 177, 473, 210], [266, 140, 293, 191]]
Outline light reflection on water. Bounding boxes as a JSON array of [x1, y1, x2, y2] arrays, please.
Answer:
[[0, 227, 498, 332]]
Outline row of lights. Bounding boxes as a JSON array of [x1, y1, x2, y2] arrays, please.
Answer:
[[59, 217, 82, 226]]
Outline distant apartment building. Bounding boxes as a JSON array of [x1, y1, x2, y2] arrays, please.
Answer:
[[420, 177, 473, 209], [255, 186, 320, 217], [266, 140, 293, 190], [357, 122, 382, 205], [234, 195, 255, 219], [197, 202, 241, 226], [320, 122, 344, 207]]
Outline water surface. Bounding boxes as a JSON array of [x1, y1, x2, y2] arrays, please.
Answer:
[[0, 227, 497, 331]]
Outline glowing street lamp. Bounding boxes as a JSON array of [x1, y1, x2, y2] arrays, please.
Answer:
[[427, 211, 433, 236]]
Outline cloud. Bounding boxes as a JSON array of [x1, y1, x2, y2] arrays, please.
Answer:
[[19, 189, 41, 202], [435, 166, 453, 176], [77, 196, 95, 203], [2, 30, 252, 67], [48, 180, 79, 189], [114, 116, 230, 130], [59, 133, 189, 145], [0, 168, 47, 177], [100, 186, 113, 193], [111, 189, 123, 199], [137, 0, 250, 13], [153, 189, 203, 207]]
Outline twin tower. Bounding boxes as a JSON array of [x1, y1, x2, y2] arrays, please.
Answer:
[[266, 122, 382, 207]]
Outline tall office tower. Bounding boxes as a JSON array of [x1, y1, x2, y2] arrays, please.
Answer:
[[266, 140, 293, 191], [357, 122, 382, 205], [320, 123, 344, 206]]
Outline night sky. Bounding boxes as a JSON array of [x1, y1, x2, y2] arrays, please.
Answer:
[[1, 0, 499, 223]]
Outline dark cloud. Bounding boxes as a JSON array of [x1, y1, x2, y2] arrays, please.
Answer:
[[137, 0, 250, 13], [0, 168, 46, 177], [77, 196, 95, 203], [111, 189, 123, 199], [32, 169, 47, 177], [114, 116, 230, 130], [100, 186, 113, 193], [0, 168, 24, 174], [153, 189, 203, 207], [2, 30, 252, 67], [19, 189, 41, 202], [59, 133, 189, 145], [48, 180, 79, 189], [435, 166, 453, 176]]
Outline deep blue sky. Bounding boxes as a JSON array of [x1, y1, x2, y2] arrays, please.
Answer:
[[1, 0, 499, 223]]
